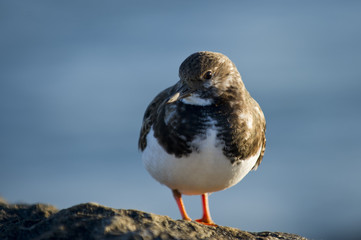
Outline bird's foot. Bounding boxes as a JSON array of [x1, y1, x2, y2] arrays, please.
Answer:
[[195, 218, 217, 226]]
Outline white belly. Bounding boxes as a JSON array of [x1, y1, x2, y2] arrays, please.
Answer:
[[142, 127, 261, 195]]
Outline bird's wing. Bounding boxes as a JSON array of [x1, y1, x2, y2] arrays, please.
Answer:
[[253, 124, 266, 170], [249, 97, 266, 170], [138, 85, 176, 151]]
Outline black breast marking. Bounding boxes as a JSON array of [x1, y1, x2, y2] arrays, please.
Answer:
[[153, 102, 214, 158], [142, 85, 266, 165], [153, 95, 264, 164]]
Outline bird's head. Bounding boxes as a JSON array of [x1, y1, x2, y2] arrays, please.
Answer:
[[167, 51, 244, 104]]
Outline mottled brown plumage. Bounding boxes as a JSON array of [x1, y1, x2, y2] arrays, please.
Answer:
[[139, 51, 266, 168], [138, 51, 266, 224]]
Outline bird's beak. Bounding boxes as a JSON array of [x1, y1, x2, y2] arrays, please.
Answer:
[[167, 85, 193, 104]]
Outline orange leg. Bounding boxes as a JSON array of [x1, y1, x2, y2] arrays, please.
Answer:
[[172, 189, 192, 221], [195, 193, 217, 226]]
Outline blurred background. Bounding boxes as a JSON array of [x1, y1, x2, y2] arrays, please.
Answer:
[[1, 1, 360, 239]]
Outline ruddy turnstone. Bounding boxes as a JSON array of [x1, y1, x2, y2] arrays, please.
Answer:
[[138, 51, 266, 225]]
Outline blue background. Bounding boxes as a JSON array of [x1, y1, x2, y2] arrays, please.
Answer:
[[1, 1, 361, 239]]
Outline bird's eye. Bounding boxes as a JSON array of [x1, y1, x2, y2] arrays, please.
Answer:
[[203, 71, 213, 80]]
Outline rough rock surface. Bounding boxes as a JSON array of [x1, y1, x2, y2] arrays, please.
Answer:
[[0, 201, 307, 240]]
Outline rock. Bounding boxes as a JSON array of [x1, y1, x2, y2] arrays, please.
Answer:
[[0, 201, 307, 240]]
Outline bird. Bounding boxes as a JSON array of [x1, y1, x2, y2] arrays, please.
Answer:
[[138, 51, 266, 226]]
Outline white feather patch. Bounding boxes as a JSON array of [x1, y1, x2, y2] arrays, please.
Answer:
[[181, 94, 213, 106], [142, 127, 261, 195], [239, 113, 253, 129]]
